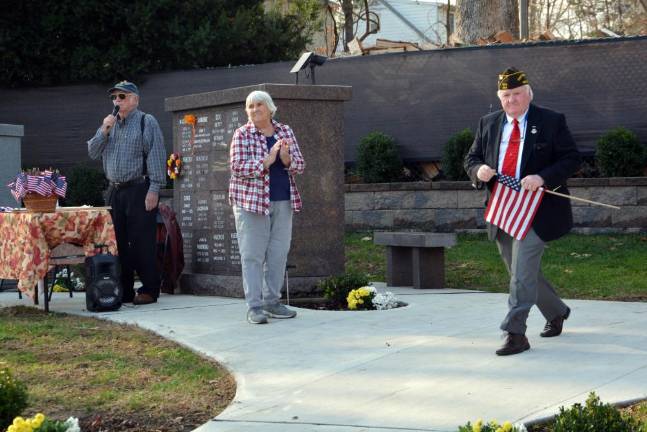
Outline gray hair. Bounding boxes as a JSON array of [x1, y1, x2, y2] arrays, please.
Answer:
[[497, 84, 534, 101], [246, 90, 277, 116]]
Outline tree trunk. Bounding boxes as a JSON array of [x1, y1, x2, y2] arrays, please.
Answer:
[[342, 0, 354, 52], [456, 0, 520, 44]]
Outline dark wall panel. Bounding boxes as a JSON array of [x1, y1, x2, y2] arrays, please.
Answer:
[[1, 36, 645, 173]]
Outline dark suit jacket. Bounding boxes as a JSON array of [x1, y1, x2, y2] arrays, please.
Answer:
[[464, 104, 582, 242]]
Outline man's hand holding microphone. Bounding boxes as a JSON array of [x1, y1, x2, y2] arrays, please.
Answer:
[[101, 105, 120, 136]]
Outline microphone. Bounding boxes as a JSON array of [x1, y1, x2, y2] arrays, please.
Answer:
[[105, 105, 120, 133]]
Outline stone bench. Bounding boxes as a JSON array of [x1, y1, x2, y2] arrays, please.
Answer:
[[373, 232, 457, 289]]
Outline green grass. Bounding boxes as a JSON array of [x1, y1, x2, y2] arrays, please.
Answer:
[[0, 306, 235, 431], [346, 232, 647, 301]]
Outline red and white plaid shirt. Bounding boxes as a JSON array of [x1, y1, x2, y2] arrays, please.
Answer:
[[229, 120, 305, 215]]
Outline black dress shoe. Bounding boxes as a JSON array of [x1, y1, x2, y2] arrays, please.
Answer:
[[496, 333, 530, 356], [133, 293, 157, 305], [540, 307, 571, 338]]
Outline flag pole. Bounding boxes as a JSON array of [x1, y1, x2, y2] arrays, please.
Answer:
[[542, 189, 620, 210]]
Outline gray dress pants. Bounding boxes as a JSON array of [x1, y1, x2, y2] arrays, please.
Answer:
[[495, 228, 569, 335], [233, 201, 293, 309]]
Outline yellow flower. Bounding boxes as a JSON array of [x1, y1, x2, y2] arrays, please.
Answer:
[[501, 421, 513, 432], [472, 419, 483, 432], [8, 426, 17, 432], [32, 414, 45, 428], [13, 417, 26, 427]]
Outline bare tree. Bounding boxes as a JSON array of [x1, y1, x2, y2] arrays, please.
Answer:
[[529, 0, 646, 38], [354, 0, 380, 42], [455, 0, 519, 44]]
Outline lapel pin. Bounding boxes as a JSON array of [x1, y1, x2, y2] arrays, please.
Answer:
[[531, 126, 538, 134]]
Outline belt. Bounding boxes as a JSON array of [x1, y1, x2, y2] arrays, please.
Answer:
[[110, 176, 147, 190]]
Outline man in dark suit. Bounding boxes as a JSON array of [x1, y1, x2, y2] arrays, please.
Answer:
[[464, 68, 582, 356]]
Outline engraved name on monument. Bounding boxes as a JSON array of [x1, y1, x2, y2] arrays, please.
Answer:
[[174, 106, 243, 275]]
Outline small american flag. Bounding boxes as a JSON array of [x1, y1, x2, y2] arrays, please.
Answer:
[[485, 173, 544, 240], [54, 175, 67, 198], [27, 175, 53, 196]]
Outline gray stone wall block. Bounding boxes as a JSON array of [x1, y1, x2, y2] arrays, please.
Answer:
[[345, 210, 354, 225], [609, 177, 647, 186], [346, 192, 375, 211], [414, 190, 459, 209], [572, 206, 613, 227], [392, 209, 437, 230], [457, 189, 487, 208], [612, 206, 647, 228], [373, 191, 418, 209], [572, 186, 637, 206], [434, 208, 483, 231], [349, 210, 394, 230], [636, 187, 647, 205]]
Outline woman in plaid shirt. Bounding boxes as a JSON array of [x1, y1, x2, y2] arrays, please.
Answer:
[[229, 90, 305, 324]]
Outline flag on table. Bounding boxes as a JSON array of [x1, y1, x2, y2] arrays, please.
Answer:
[[54, 175, 67, 198], [27, 175, 53, 196], [484, 173, 544, 240]]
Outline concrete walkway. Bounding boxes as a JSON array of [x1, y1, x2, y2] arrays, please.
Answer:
[[1, 286, 646, 432]]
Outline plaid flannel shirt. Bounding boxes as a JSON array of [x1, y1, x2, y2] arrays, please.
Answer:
[[228, 120, 305, 215]]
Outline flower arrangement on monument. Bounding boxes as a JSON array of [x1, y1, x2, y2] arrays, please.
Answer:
[[7, 168, 67, 211], [167, 153, 182, 180], [167, 113, 197, 181]]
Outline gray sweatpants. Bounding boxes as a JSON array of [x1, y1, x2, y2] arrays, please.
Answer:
[[233, 201, 293, 309], [496, 228, 569, 335]]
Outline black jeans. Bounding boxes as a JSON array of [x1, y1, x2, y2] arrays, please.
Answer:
[[108, 180, 160, 300]]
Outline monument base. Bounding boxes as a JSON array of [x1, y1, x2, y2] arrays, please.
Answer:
[[179, 273, 326, 298]]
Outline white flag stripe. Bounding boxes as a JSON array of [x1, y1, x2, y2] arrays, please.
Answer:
[[503, 189, 526, 233], [499, 186, 517, 229], [509, 190, 532, 237], [491, 184, 509, 226]]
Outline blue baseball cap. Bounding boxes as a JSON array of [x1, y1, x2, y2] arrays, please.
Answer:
[[108, 80, 139, 95]]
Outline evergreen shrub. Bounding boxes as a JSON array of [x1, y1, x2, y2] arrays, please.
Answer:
[[0, 365, 28, 429], [596, 127, 646, 177], [63, 164, 108, 206], [442, 128, 474, 180], [550, 392, 644, 432], [356, 132, 403, 183]]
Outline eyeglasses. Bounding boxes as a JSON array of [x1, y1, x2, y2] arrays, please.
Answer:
[[110, 93, 128, 101]]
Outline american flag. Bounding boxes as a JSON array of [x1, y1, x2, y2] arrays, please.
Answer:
[[484, 173, 544, 240], [53, 174, 67, 198], [26, 175, 53, 196]]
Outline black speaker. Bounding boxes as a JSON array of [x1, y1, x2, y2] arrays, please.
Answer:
[[85, 253, 122, 312]]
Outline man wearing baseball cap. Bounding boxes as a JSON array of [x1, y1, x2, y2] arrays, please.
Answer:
[[464, 68, 582, 356], [87, 80, 166, 305]]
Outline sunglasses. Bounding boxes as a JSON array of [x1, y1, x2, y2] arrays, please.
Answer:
[[110, 93, 128, 101]]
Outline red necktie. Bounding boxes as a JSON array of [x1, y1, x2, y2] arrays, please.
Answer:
[[502, 118, 520, 176]]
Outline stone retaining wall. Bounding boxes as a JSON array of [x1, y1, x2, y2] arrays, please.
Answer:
[[345, 178, 647, 233]]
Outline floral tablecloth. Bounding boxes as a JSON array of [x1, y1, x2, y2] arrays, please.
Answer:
[[0, 208, 117, 299]]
